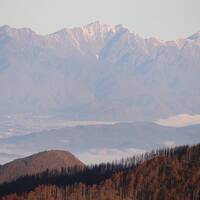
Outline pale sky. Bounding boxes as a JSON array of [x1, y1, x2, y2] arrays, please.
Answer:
[[0, 0, 200, 40]]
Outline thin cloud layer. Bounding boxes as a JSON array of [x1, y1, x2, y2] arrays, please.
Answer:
[[77, 148, 146, 164], [156, 114, 200, 127]]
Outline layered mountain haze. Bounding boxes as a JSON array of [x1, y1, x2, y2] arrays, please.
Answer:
[[0, 150, 84, 184], [0, 22, 200, 120], [1, 122, 200, 164], [0, 0, 199, 195]]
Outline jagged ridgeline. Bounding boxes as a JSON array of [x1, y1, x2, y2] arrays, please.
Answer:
[[0, 23, 200, 121], [0, 144, 200, 200]]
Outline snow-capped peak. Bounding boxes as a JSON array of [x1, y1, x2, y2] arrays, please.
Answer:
[[79, 21, 125, 38], [52, 22, 126, 38]]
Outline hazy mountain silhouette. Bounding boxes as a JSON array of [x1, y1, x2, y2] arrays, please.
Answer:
[[0, 22, 200, 121], [1, 122, 200, 164]]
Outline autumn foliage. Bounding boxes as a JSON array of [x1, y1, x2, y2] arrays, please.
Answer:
[[0, 144, 200, 200]]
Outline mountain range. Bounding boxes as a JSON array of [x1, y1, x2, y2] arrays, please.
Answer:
[[0, 21, 200, 121], [1, 122, 200, 164]]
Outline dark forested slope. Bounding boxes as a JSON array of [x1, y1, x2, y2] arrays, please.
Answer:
[[0, 144, 200, 200]]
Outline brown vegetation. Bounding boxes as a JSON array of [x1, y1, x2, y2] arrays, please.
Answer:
[[0, 150, 84, 184], [0, 144, 200, 200]]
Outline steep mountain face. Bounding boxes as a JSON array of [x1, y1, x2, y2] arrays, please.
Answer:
[[0, 22, 200, 120], [0, 150, 84, 184]]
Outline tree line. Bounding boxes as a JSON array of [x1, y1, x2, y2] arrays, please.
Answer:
[[0, 143, 199, 199]]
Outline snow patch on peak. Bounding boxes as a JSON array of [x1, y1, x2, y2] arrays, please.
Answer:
[[82, 22, 116, 35], [49, 22, 128, 43], [81, 21, 126, 36], [51, 22, 118, 40]]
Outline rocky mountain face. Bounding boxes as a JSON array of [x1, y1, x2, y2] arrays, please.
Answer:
[[0, 22, 200, 121], [0, 150, 84, 184]]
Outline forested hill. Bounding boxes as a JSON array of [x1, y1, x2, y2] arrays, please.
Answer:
[[0, 144, 200, 200], [0, 150, 84, 184]]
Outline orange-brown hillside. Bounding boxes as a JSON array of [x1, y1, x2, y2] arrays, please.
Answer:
[[0, 144, 200, 200], [0, 150, 84, 184]]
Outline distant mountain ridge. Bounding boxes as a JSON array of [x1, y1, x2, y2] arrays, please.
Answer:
[[0, 22, 200, 120], [1, 122, 200, 164], [0, 150, 84, 184]]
